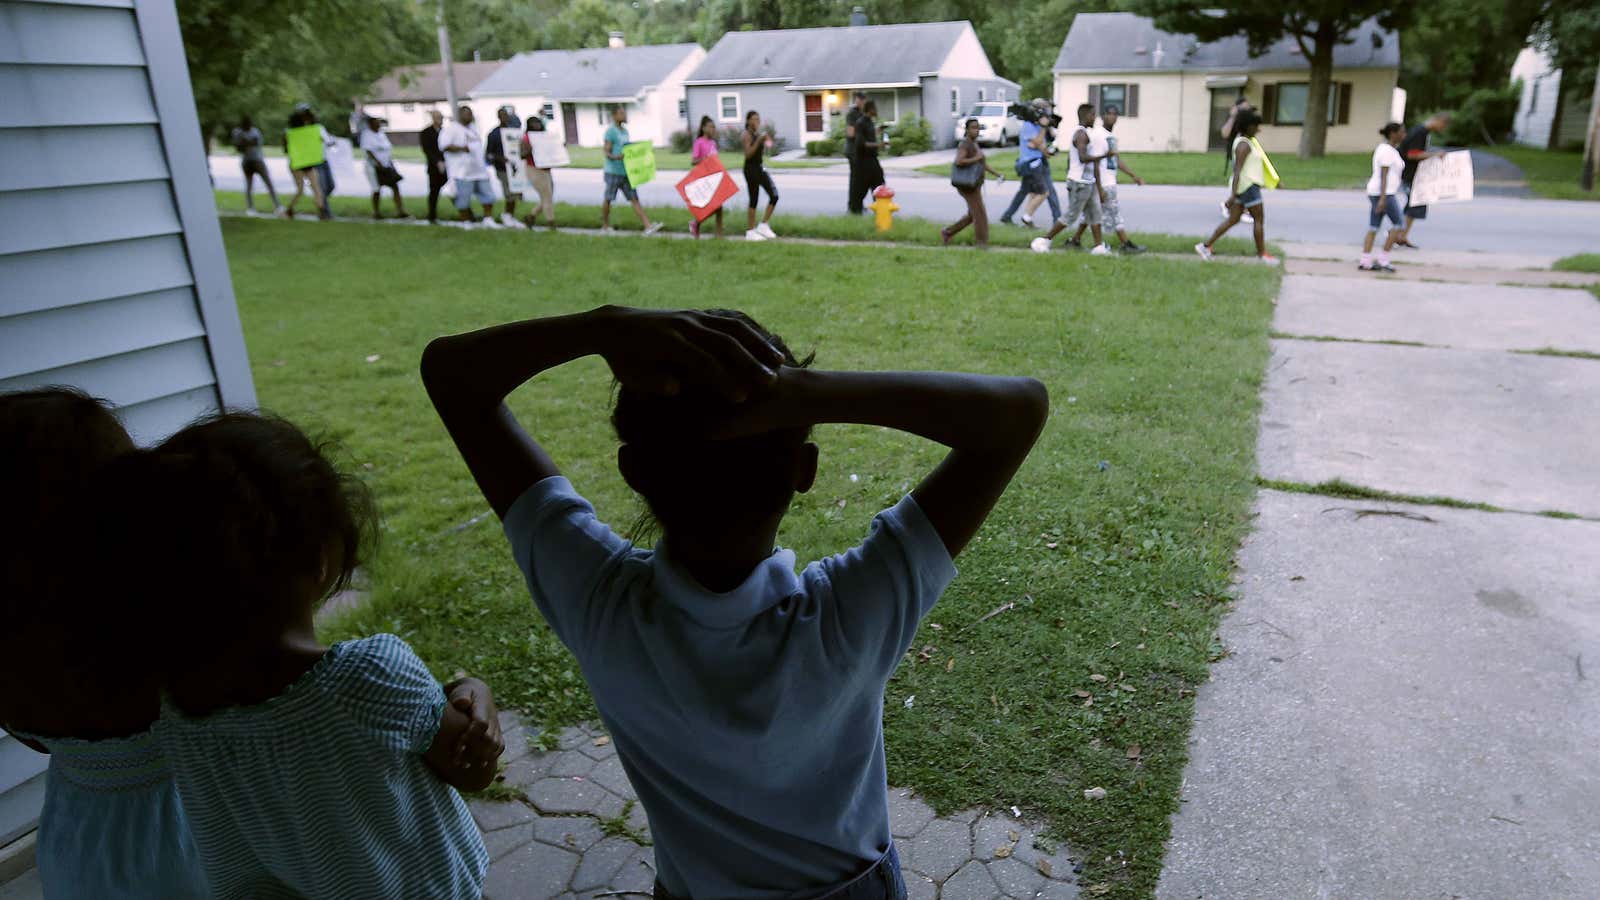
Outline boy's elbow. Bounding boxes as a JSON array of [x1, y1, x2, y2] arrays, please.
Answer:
[[419, 335, 462, 391], [1016, 377, 1049, 430]]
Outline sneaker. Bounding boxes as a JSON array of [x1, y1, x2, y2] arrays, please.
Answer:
[[244, 208, 261, 217], [1374, 263, 1396, 273], [1242, 211, 1254, 224], [1029, 237, 1051, 254], [745, 229, 767, 241], [939, 228, 952, 246], [1090, 243, 1111, 257], [480, 217, 503, 229], [272, 206, 285, 217], [1020, 215, 1036, 228], [1258, 253, 1279, 264], [500, 212, 518, 227], [999, 217, 1014, 226], [600, 226, 617, 235], [1218, 199, 1231, 219], [643, 222, 664, 236], [1358, 263, 1376, 271], [1194, 242, 1213, 261], [757, 222, 777, 239], [1120, 242, 1146, 255]]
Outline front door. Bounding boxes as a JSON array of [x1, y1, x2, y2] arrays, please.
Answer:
[[561, 104, 579, 146], [803, 93, 825, 136], [1208, 89, 1239, 150]]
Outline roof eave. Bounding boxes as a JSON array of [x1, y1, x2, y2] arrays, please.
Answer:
[[785, 81, 920, 91], [683, 76, 796, 86], [1051, 63, 1396, 75]]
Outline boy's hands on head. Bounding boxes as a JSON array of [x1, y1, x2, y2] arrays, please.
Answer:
[[600, 307, 784, 403]]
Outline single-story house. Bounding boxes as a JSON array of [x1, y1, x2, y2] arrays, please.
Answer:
[[2, 0, 255, 859], [467, 35, 704, 148], [1509, 47, 1589, 151], [365, 60, 506, 144], [682, 14, 1019, 151], [1053, 12, 1402, 154]]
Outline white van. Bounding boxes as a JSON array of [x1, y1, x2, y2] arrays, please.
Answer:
[[955, 102, 1020, 147]]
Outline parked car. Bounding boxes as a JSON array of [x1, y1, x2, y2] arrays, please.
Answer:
[[955, 102, 1019, 146]]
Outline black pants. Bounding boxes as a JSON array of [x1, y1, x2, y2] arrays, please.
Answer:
[[427, 167, 448, 222], [855, 155, 884, 211], [846, 154, 864, 213]]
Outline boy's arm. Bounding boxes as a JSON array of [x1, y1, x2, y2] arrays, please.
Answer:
[[713, 369, 1048, 558], [421, 307, 784, 518], [422, 691, 498, 792]]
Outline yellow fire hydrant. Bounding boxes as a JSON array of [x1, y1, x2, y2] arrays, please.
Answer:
[[870, 185, 899, 232]]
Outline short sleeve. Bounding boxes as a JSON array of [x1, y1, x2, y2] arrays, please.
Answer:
[[815, 495, 957, 677], [502, 476, 632, 655], [330, 634, 446, 755]]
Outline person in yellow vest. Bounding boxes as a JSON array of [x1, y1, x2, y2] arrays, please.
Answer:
[[1195, 110, 1280, 263], [283, 106, 332, 220]]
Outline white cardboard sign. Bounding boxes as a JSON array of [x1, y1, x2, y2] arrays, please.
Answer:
[[527, 132, 571, 169], [1409, 150, 1474, 206]]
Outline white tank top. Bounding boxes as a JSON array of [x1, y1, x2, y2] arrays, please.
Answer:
[[1067, 125, 1095, 183]]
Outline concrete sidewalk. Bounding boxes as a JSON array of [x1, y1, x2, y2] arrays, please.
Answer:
[[1159, 260, 1600, 897]]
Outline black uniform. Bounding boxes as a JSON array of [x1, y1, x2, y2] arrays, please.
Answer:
[[419, 123, 448, 222]]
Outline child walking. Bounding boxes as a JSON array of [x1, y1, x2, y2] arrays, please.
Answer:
[[742, 110, 780, 241], [422, 306, 1048, 898], [1196, 110, 1279, 263], [93, 412, 503, 900], [0, 388, 207, 900], [690, 115, 723, 239]]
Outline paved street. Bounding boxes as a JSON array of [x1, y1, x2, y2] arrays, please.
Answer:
[[206, 153, 1600, 258]]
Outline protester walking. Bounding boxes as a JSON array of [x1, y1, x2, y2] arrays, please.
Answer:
[[1031, 104, 1109, 256], [689, 116, 724, 239], [440, 105, 500, 227], [1196, 110, 1279, 262], [942, 118, 1003, 248], [845, 92, 867, 214], [230, 116, 281, 216], [1360, 122, 1406, 272], [998, 100, 1060, 227], [600, 106, 662, 235], [420, 110, 448, 224], [1071, 105, 1146, 254], [741, 111, 779, 242], [485, 107, 522, 227], [1395, 112, 1452, 249], [283, 106, 331, 220], [1218, 96, 1255, 223], [359, 117, 409, 220], [854, 102, 887, 205], [517, 118, 556, 232]]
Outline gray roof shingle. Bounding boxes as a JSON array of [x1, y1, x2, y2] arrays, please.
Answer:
[[1053, 12, 1399, 73], [687, 21, 1007, 88], [368, 61, 506, 103], [470, 43, 702, 100]]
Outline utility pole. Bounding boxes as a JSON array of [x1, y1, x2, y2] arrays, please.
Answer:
[[1582, 66, 1599, 193], [437, 0, 459, 117]]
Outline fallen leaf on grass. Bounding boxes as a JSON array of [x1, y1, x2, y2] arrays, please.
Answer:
[[1165, 600, 1180, 609], [1007, 830, 1019, 842], [1125, 744, 1142, 760], [928, 623, 942, 631], [365, 354, 381, 363], [1089, 674, 1108, 683], [1037, 859, 1053, 877], [1083, 786, 1107, 800], [945, 658, 955, 672], [1074, 690, 1092, 699], [1119, 683, 1137, 693], [1081, 696, 1093, 708], [1045, 542, 1059, 549], [1088, 883, 1111, 895], [993, 845, 1013, 859]]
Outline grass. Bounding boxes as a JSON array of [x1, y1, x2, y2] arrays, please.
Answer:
[[214, 190, 1271, 258], [1512, 347, 1600, 361], [1257, 477, 1592, 521], [1478, 146, 1598, 201], [1554, 253, 1600, 273], [917, 150, 1373, 190], [1270, 331, 1429, 348], [268, 144, 825, 171], [223, 212, 1279, 898]]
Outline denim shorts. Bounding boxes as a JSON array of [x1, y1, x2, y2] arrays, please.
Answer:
[[604, 172, 638, 203], [653, 844, 907, 900], [1368, 193, 1403, 229], [453, 177, 495, 210], [1233, 184, 1263, 208]]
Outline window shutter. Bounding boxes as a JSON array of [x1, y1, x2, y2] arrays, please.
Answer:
[[1088, 84, 1099, 110], [1338, 81, 1352, 125], [1262, 83, 1278, 124], [1127, 84, 1139, 117]]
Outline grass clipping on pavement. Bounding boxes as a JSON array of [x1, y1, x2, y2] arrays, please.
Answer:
[[223, 216, 1279, 897]]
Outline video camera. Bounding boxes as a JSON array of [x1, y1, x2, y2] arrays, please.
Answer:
[[1009, 102, 1056, 127]]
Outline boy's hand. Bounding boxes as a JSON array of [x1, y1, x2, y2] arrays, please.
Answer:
[[444, 679, 504, 770], [599, 307, 784, 403]]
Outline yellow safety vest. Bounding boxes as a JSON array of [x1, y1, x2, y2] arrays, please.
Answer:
[[1233, 135, 1279, 190]]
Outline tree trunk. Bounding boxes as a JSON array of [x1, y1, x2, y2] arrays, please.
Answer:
[[1298, 28, 1336, 160]]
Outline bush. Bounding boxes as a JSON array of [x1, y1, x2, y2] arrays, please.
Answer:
[[806, 116, 848, 157], [668, 129, 693, 154], [717, 124, 787, 155], [1441, 81, 1521, 146], [884, 113, 932, 156]]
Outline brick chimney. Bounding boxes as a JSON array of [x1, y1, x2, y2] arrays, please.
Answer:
[[608, 31, 625, 49], [849, 6, 867, 27]]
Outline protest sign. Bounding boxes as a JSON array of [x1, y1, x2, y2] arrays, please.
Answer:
[[527, 131, 570, 168], [285, 125, 325, 169], [502, 127, 528, 194], [675, 155, 740, 222], [1409, 150, 1474, 206], [623, 142, 656, 187]]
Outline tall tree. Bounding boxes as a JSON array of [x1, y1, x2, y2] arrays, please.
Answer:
[[1399, 0, 1545, 117], [1126, 1, 1411, 158]]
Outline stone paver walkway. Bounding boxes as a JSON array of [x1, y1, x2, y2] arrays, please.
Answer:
[[474, 714, 1081, 899], [1159, 260, 1600, 897]]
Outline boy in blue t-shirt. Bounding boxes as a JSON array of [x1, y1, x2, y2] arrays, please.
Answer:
[[422, 306, 1048, 898], [601, 105, 662, 234]]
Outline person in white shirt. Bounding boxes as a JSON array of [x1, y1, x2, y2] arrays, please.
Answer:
[[1069, 105, 1147, 254], [1029, 103, 1110, 255], [438, 106, 500, 228], [359, 116, 410, 220], [1361, 122, 1406, 272]]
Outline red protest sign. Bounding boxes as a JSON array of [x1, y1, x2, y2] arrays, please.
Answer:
[[675, 155, 740, 223]]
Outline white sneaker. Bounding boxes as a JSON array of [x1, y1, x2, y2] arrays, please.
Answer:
[[600, 226, 617, 235], [1194, 242, 1213, 261], [244, 208, 261, 217], [1243, 211, 1255, 224], [746, 229, 767, 241], [480, 217, 503, 230], [500, 212, 518, 227], [1090, 243, 1111, 256], [274, 207, 288, 218], [757, 222, 777, 239], [643, 222, 664, 236], [1029, 237, 1051, 253], [1218, 199, 1231, 219]]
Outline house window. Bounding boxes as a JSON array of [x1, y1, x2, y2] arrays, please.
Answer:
[[718, 93, 740, 122], [597, 105, 607, 126], [1529, 81, 1540, 114], [977, 89, 986, 102], [996, 88, 1005, 102], [401, 102, 415, 112], [1265, 82, 1347, 126], [541, 103, 554, 121], [804, 93, 825, 133], [1088, 83, 1138, 117], [950, 88, 960, 116], [678, 98, 687, 117]]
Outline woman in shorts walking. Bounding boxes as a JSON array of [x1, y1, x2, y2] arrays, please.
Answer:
[[1360, 123, 1405, 272]]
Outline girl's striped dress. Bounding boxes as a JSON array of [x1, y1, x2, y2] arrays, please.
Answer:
[[17, 728, 207, 899]]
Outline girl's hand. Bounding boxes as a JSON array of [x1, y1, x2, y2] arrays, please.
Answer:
[[446, 679, 504, 770], [600, 308, 784, 403]]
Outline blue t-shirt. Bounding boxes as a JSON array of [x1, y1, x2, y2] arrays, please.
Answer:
[[603, 124, 629, 176], [1018, 121, 1044, 165], [503, 477, 957, 899]]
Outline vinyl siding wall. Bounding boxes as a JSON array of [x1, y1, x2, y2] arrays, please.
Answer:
[[0, 0, 255, 848]]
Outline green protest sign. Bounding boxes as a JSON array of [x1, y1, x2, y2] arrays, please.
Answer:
[[285, 125, 325, 170], [623, 142, 656, 187]]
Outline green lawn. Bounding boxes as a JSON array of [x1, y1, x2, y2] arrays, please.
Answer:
[[281, 144, 827, 171], [918, 150, 1373, 190], [1555, 253, 1600, 273], [1480, 147, 1598, 201], [216, 190, 1271, 258], [222, 208, 1277, 898]]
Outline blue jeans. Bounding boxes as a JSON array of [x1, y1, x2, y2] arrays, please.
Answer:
[[1000, 158, 1061, 222], [654, 844, 907, 900]]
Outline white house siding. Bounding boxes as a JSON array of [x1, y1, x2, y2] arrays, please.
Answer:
[[1512, 49, 1561, 149], [0, 0, 255, 847], [366, 99, 448, 137], [937, 25, 999, 80], [923, 76, 1022, 149]]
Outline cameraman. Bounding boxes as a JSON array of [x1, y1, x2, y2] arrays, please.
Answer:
[[998, 99, 1061, 227]]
